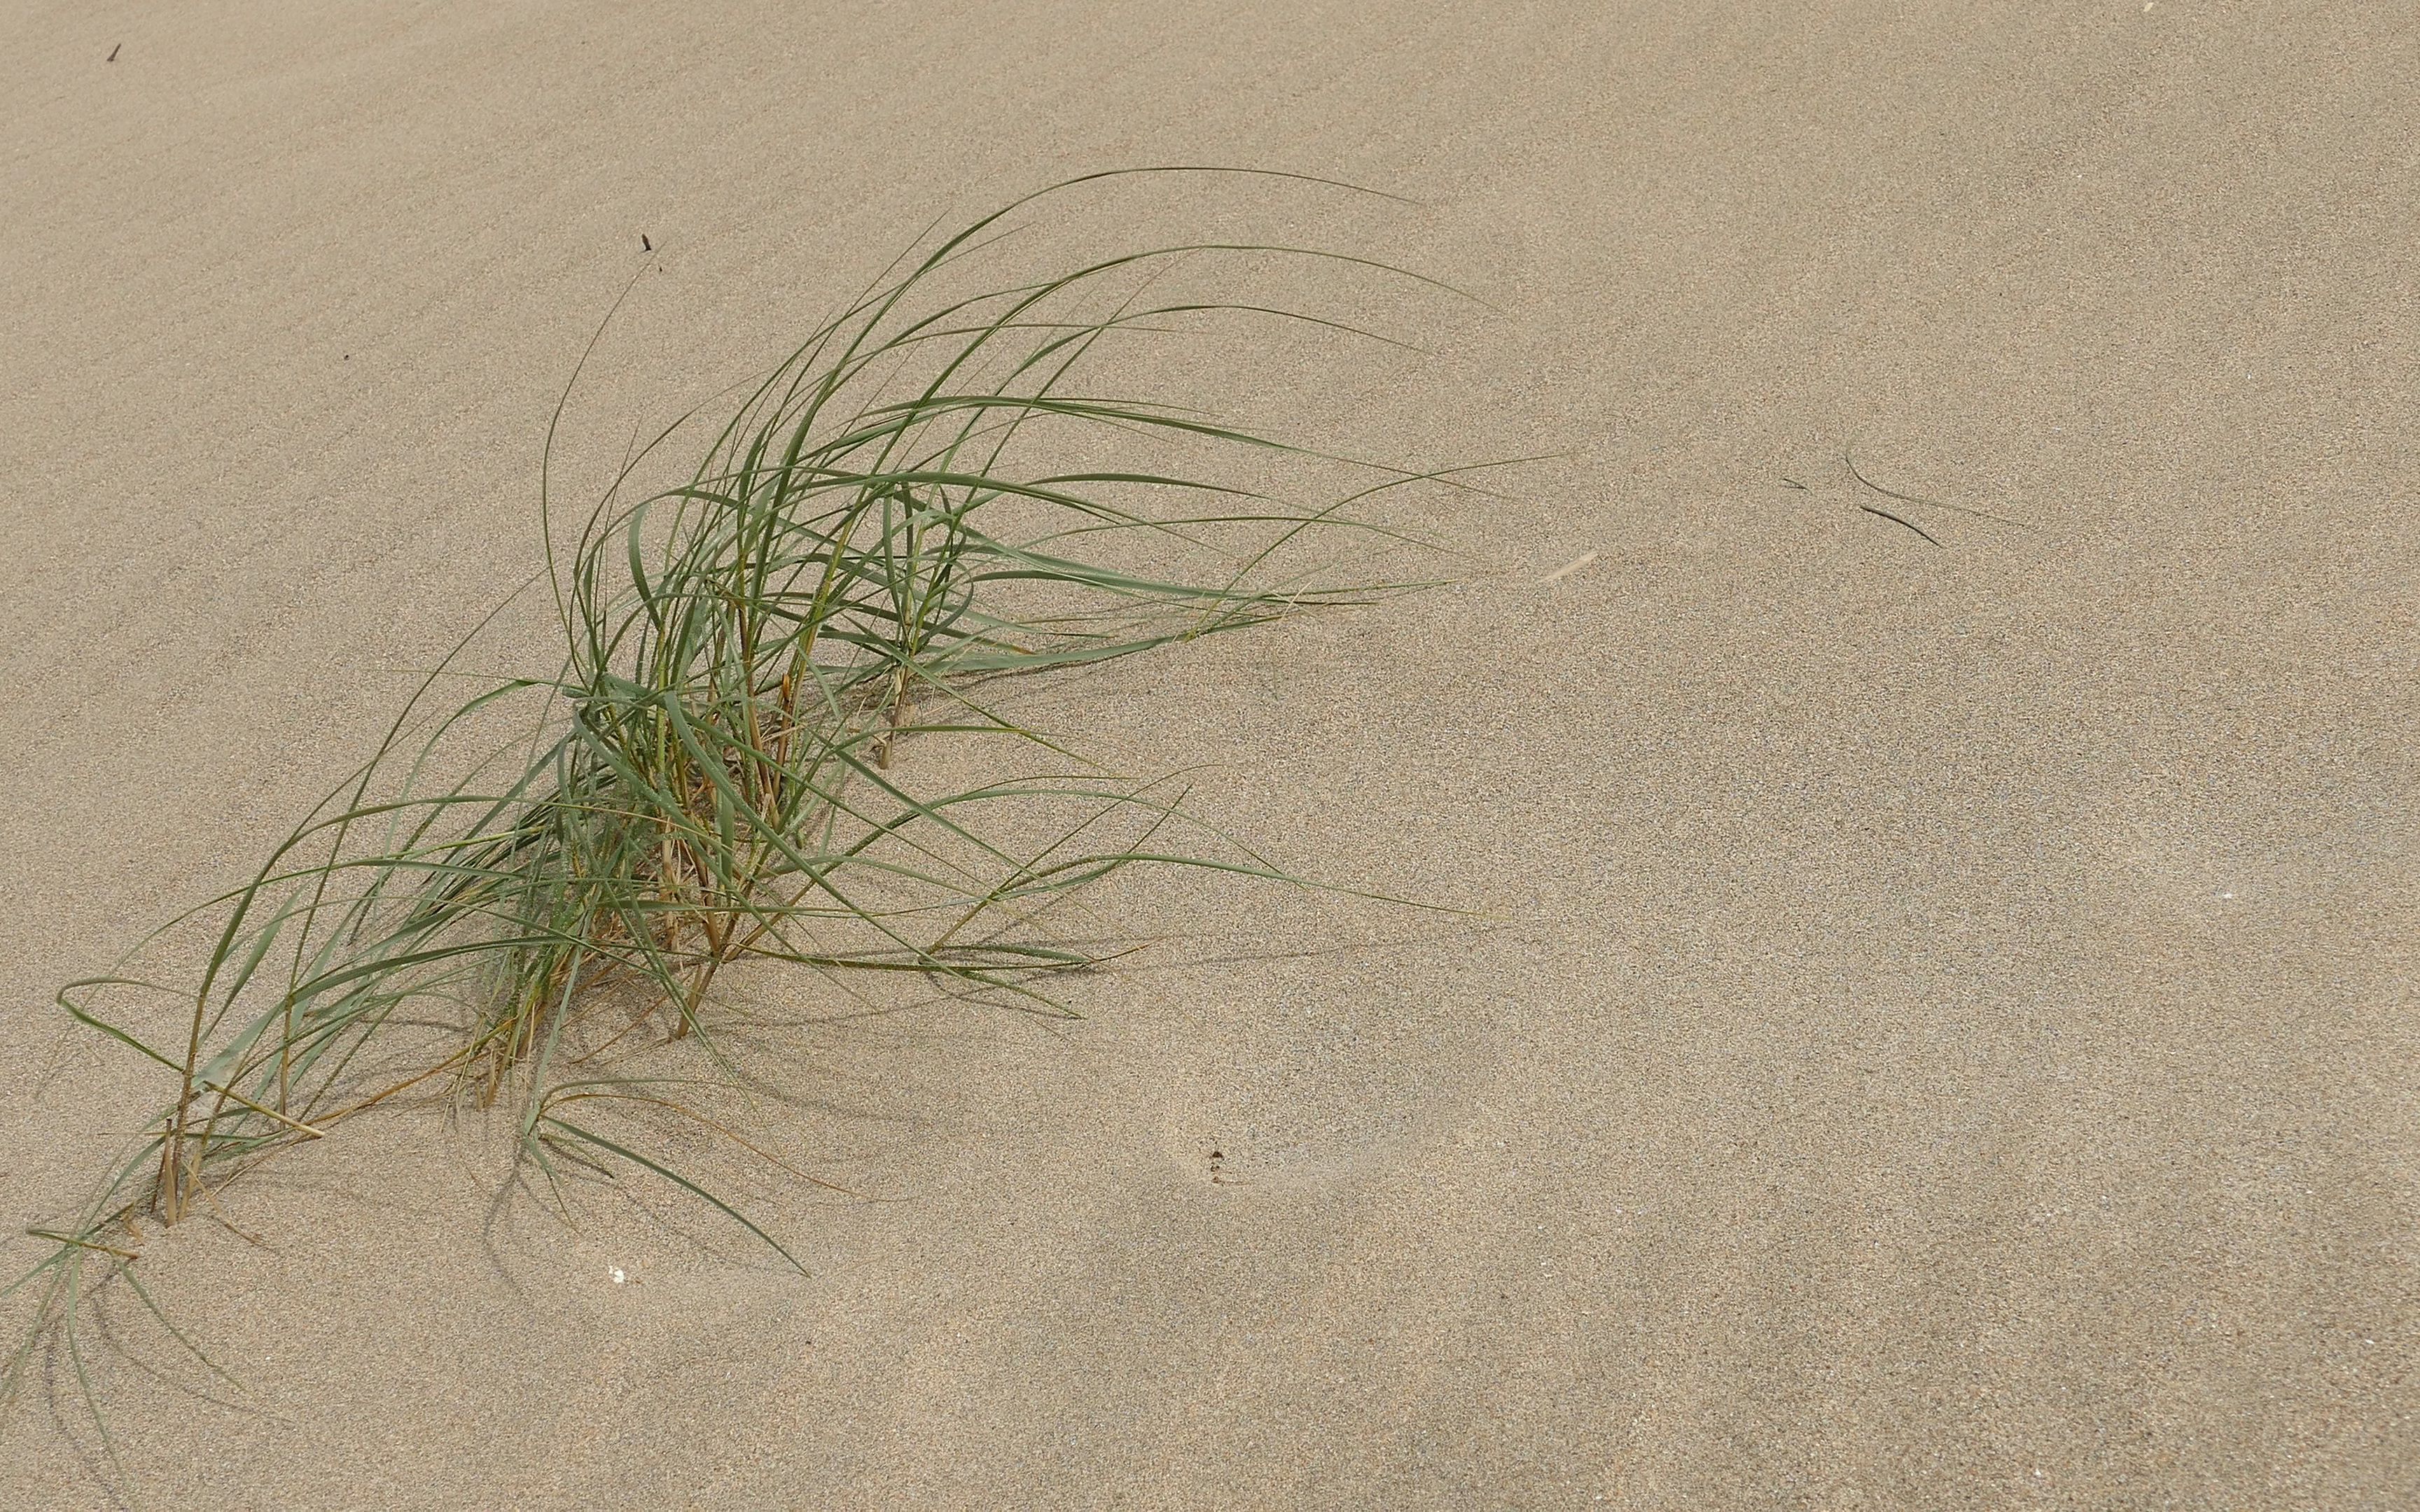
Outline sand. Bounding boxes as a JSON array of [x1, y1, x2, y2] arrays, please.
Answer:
[[4, 1, 2415, 1506]]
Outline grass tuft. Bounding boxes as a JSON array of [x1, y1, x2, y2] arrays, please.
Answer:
[[6, 169, 1473, 1456]]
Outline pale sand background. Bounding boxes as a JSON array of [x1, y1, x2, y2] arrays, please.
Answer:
[[4, 1, 2416, 1506]]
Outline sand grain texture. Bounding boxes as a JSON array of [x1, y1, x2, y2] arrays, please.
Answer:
[[4, 1, 2415, 1506]]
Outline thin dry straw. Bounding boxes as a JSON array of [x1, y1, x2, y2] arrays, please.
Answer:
[[1843, 441, 2031, 545]]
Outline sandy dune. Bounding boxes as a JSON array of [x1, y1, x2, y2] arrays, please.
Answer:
[[4, 1, 2414, 1506]]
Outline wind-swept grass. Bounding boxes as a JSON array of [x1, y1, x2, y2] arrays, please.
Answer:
[[4, 169, 1470, 1462]]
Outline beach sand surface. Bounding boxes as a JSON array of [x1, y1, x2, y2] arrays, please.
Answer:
[[3, 1, 2414, 1506]]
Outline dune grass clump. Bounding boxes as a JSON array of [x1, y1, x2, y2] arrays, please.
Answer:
[[5, 171, 1463, 1439]]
